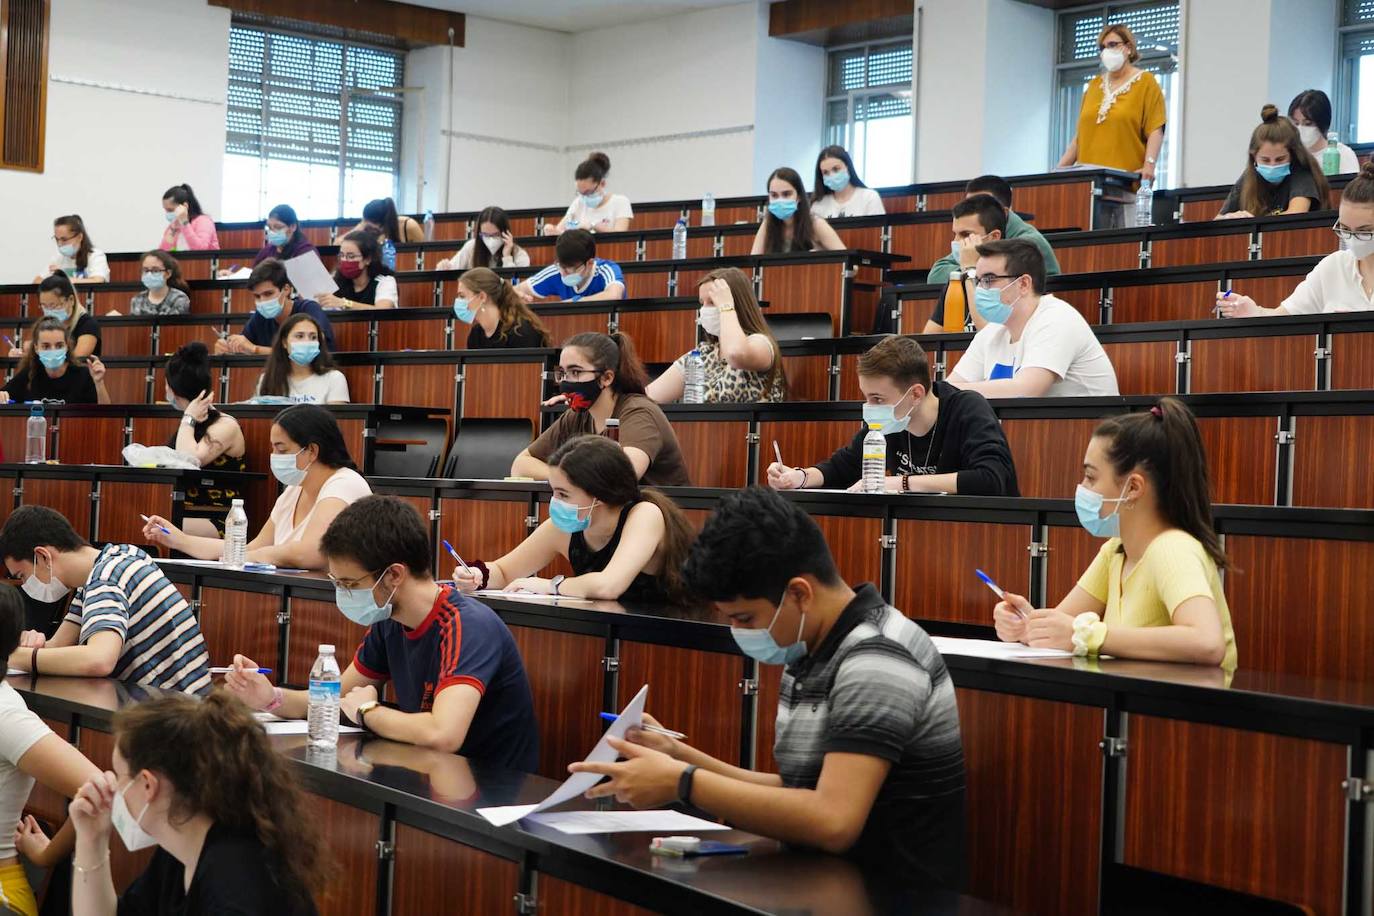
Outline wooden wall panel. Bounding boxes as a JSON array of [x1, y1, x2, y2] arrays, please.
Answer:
[[380, 363, 454, 411], [758, 263, 845, 325], [894, 519, 1031, 625], [1260, 225, 1333, 260], [98, 481, 171, 548], [615, 308, 696, 366], [22, 478, 90, 537], [1195, 416, 1277, 506], [208, 0, 466, 49], [1000, 417, 1101, 499], [75, 730, 157, 892], [509, 625, 604, 780], [311, 795, 380, 916], [438, 498, 528, 572], [1189, 335, 1317, 393], [1111, 280, 1217, 324], [1016, 180, 1095, 232], [888, 221, 951, 271], [1151, 233, 1251, 268], [198, 586, 278, 673], [1329, 330, 1374, 389], [671, 420, 749, 489], [288, 597, 368, 687], [376, 318, 449, 352], [617, 642, 744, 766], [461, 360, 542, 427], [1291, 415, 1374, 509], [1124, 716, 1345, 916], [757, 419, 859, 487], [1101, 340, 1176, 396], [392, 824, 519, 916], [779, 354, 831, 401], [536, 875, 657, 916], [1055, 242, 1140, 275]]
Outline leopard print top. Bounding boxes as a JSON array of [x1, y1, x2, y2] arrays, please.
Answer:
[[673, 337, 786, 403]]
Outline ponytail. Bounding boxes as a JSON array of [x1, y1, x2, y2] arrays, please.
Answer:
[[1093, 397, 1227, 569], [460, 267, 550, 346], [1343, 160, 1374, 205], [563, 331, 647, 395], [638, 488, 696, 604]]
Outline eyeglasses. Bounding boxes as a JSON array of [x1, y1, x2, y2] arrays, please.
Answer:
[[553, 367, 598, 383], [1332, 221, 1374, 242], [328, 568, 384, 591], [338, 253, 364, 262], [51, 235, 76, 244], [974, 273, 1018, 289], [1101, 39, 1126, 50]]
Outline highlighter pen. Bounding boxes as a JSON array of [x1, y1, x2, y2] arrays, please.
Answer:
[[139, 514, 171, 535], [975, 568, 1026, 620], [598, 712, 687, 740], [441, 539, 474, 576], [209, 666, 271, 675]]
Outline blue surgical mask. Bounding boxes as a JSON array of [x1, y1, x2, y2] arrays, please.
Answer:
[[270, 447, 313, 487], [768, 199, 798, 220], [141, 271, 166, 291], [822, 169, 850, 192], [265, 228, 289, 247], [453, 298, 476, 323], [974, 280, 1022, 325], [37, 348, 67, 371], [289, 341, 320, 365], [581, 191, 605, 208], [861, 392, 915, 437], [731, 592, 807, 666], [1255, 162, 1291, 185], [561, 270, 586, 288], [951, 240, 962, 260], [335, 573, 398, 627], [255, 297, 283, 320], [56, 243, 77, 259], [164, 210, 177, 223], [1075, 483, 1128, 538], [549, 496, 597, 533], [42, 307, 69, 323]]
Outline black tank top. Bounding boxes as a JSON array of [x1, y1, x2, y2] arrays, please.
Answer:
[[567, 501, 668, 605]]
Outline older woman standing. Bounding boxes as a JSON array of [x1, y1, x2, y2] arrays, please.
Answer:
[[1056, 23, 1166, 228]]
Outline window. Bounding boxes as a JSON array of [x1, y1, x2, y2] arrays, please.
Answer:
[[222, 23, 405, 222], [823, 40, 913, 189], [1339, 0, 1374, 143], [1052, 2, 1180, 187]]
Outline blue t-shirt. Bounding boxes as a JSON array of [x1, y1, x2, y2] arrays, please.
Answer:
[[353, 586, 538, 772], [240, 298, 336, 352], [527, 258, 624, 301]]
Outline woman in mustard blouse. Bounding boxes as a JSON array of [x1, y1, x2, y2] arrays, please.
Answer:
[[991, 398, 1237, 671]]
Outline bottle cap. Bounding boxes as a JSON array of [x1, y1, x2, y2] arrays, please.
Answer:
[[319, 644, 335, 654], [868, 422, 883, 430]]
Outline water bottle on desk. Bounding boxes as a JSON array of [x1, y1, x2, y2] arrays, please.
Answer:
[[381, 238, 397, 271], [1134, 180, 1153, 227], [25, 407, 45, 464], [702, 193, 716, 227], [682, 349, 705, 404], [1323, 132, 1342, 176], [223, 499, 248, 569], [423, 209, 435, 241], [307, 645, 341, 749], [861, 423, 886, 494], [672, 218, 688, 260]]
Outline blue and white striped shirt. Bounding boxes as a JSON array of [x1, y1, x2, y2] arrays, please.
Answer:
[[527, 257, 624, 301]]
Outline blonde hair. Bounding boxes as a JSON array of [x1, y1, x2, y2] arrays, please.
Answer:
[[1098, 23, 1139, 62], [459, 267, 550, 346]]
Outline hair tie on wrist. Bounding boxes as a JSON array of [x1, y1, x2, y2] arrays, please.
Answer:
[[1150, 405, 1163, 419]]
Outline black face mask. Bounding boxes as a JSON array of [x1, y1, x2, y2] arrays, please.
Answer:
[[559, 379, 602, 411]]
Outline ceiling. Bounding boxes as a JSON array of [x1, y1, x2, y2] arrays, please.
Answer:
[[405, 0, 750, 33]]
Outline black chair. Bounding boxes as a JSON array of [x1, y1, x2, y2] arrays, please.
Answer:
[[442, 418, 534, 479], [766, 313, 834, 341], [370, 417, 447, 478]]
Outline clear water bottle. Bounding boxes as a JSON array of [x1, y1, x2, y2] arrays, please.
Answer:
[[381, 238, 397, 271], [702, 193, 716, 227], [861, 422, 886, 494], [223, 499, 248, 569], [307, 645, 341, 749], [24, 407, 45, 464], [423, 209, 435, 241], [1323, 132, 1342, 176], [1134, 180, 1153, 227], [672, 218, 688, 260], [682, 349, 705, 404]]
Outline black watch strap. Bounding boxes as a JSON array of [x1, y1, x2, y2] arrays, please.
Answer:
[[677, 764, 699, 805]]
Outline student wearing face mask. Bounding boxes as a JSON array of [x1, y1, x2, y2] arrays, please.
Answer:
[[512, 332, 691, 486], [570, 487, 966, 890], [1218, 161, 1374, 317], [0, 317, 109, 405], [37, 215, 109, 283], [224, 495, 538, 769], [317, 230, 398, 310], [158, 183, 221, 252], [124, 250, 191, 316], [436, 206, 531, 271], [947, 239, 1118, 398], [163, 342, 247, 537], [921, 194, 1008, 334], [10, 272, 102, 359], [925, 175, 1061, 292], [993, 398, 1236, 670], [1217, 105, 1329, 219], [249, 203, 316, 267], [252, 314, 349, 404], [217, 259, 335, 357], [455, 435, 695, 604], [547, 152, 633, 236], [810, 146, 885, 219], [452, 267, 550, 350], [767, 335, 1017, 496], [66, 691, 326, 915], [1288, 89, 1358, 175], [0, 505, 211, 690], [142, 405, 370, 571], [647, 268, 787, 403], [516, 229, 625, 303], [751, 167, 846, 255]]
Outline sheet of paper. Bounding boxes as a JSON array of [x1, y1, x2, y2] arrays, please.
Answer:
[[254, 712, 362, 735], [931, 636, 1073, 660], [284, 250, 337, 301], [154, 558, 225, 567], [6, 668, 23, 676], [223, 266, 251, 280], [526, 809, 728, 835], [477, 684, 647, 827], [473, 590, 594, 607]]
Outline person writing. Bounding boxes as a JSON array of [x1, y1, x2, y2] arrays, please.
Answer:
[[515, 229, 626, 303], [570, 487, 966, 890], [158, 183, 221, 252], [215, 258, 336, 357], [163, 342, 247, 538], [810, 146, 885, 219], [0, 317, 109, 405], [0, 506, 211, 691], [253, 314, 350, 404], [751, 167, 845, 254], [453, 267, 551, 350], [38, 215, 109, 283], [1216, 105, 1329, 219], [767, 335, 1018, 496], [546, 152, 633, 235], [435, 206, 530, 270], [142, 405, 371, 571], [225, 495, 539, 770], [317, 230, 398, 310], [456, 435, 694, 604], [993, 398, 1236, 670], [647, 268, 786, 403], [512, 332, 691, 487]]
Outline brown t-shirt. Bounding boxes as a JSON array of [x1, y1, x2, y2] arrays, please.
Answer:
[[528, 393, 692, 487]]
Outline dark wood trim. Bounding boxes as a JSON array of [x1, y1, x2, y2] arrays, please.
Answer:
[[768, 0, 912, 37], [208, 0, 464, 48]]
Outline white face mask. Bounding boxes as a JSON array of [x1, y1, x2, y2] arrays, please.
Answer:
[[482, 235, 503, 254], [1297, 124, 1322, 150], [1100, 48, 1126, 72], [21, 551, 68, 603], [698, 305, 722, 337], [1348, 237, 1374, 260], [112, 780, 158, 851]]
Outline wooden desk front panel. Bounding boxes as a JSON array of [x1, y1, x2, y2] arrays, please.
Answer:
[[1291, 415, 1374, 509], [379, 362, 454, 412], [219, 227, 260, 248], [461, 360, 544, 427], [1001, 417, 1102, 499], [1044, 523, 1104, 605], [438, 498, 529, 571], [198, 586, 280, 675], [1328, 331, 1374, 389], [396, 279, 435, 309], [672, 420, 749, 489], [888, 221, 950, 273], [1260, 225, 1333, 260], [23, 479, 92, 537], [897, 293, 941, 336], [331, 320, 370, 353], [720, 232, 755, 257], [758, 263, 845, 326], [376, 318, 450, 352], [391, 823, 520, 916], [103, 367, 152, 406], [894, 519, 1031, 625], [1056, 286, 1100, 323], [288, 597, 369, 687], [76, 730, 157, 891], [0, 292, 25, 318], [1226, 274, 1304, 309], [90, 289, 133, 315], [595, 240, 638, 264], [159, 322, 223, 356], [780, 355, 832, 402], [643, 235, 715, 262], [1195, 416, 1278, 506], [190, 287, 225, 315], [756, 420, 858, 487], [617, 642, 745, 766], [102, 323, 154, 357], [621, 271, 671, 301], [1102, 340, 1177, 395], [1151, 233, 1251, 268], [1189, 335, 1317, 393], [225, 364, 261, 403], [1017, 180, 1094, 232], [1056, 241, 1139, 274], [1110, 279, 1214, 324], [1180, 198, 1225, 222], [536, 875, 656, 916], [55, 416, 126, 466], [616, 307, 695, 366], [509, 624, 604, 780], [98, 481, 171, 548], [311, 795, 381, 916], [538, 311, 612, 347]]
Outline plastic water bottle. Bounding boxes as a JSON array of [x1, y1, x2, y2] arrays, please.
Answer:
[[682, 349, 705, 404], [381, 238, 397, 271], [24, 407, 45, 464], [702, 193, 716, 227], [1323, 132, 1342, 176], [423, 209, 435, 241], [861, 423, 886, 494], [307, 645, 341, 749], [1134, 180, 1153, 227], [672, 218, 688, 260], [223, 499, 248, 569]]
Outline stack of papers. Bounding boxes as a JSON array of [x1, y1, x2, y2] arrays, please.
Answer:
[[527, 810, 727, 835], [931, 636, 1073, 660]]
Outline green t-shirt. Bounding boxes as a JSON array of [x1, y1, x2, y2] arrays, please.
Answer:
[[926, 210, 1062, 286]]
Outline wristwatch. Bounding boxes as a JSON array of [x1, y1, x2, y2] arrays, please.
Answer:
[[181, 414, 197, 427], [1144, 156, 1157, 165], [355, 699, 380, 731]]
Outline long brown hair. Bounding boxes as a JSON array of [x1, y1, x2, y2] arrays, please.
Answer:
[[1093, 397, 1226, 569], [17, 316, 77, 383], [141, 249, 191, 295], [114, 691, 331, 909], [37, 271, 87, 335], [761, 167, 817, 254], [548, 435, 694, 603], [563, 331, 648, 395], [259, 313, 337, 397], [460, 267, 549, 345], [1238, 105, 1330, 217], [696, 267, 787, 395], [469, 206, 523, 269], [53, 215, 94, 272]]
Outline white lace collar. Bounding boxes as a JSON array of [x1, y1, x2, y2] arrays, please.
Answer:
[[1096, 70, 1144, 124]]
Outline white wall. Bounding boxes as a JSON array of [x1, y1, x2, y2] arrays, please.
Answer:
[[1267, 0, 1340, 116], [982, 0, 1054, 176], [1180, 0, 1272, 186], [0, 0, 229, 283], [915, 0, 991, 183], [752, 1, 825, 191]]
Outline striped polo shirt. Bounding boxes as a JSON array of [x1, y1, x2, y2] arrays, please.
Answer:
[[774, 583, 966, 888], [63, 544, 211, 695]]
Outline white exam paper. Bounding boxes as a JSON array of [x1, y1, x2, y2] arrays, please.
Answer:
[[254, 711, 362, 736], [473, 590, 594, 607], [931, 636, 1073, 660], [477, 684, 647, 827], [526, 809, 728, 835], [284, 251, 337, 301], [6, 668, 23, 676], [154, 558, 225, 567]]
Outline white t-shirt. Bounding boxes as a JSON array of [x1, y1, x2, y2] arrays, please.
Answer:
[[952, 294, 1120, 397], [45, 247, 110, 280], [811, 187, 885, 219], [452, 238, 531, 270], [256, 369, 350, 404], [0, 682, 53, 858], [374, 274, 398, 306], [1281, 249, 1374, 314], [563, 193, 633, 232], [269, 466, 372, 547], [1334, 142, 1359, 175]]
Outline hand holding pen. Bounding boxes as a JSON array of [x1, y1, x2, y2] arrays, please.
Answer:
[[977, 568, 1035, 645]]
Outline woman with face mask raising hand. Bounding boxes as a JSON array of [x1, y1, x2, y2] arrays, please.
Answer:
[[142, 405, 371, 571], [0, 316, 109, 405], [455, 435, 694, 603], [1216, 104, 1329, 220], [992, 398, 1237, 670]]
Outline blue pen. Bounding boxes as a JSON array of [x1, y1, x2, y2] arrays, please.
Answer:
[[442, 539, 474, 576], [1216, 288, 1233, 317], [598, 712, 687, 740], [139, 514, 171, 535], [975, 568, 1027, 620], [209, 666, 271, 675]]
